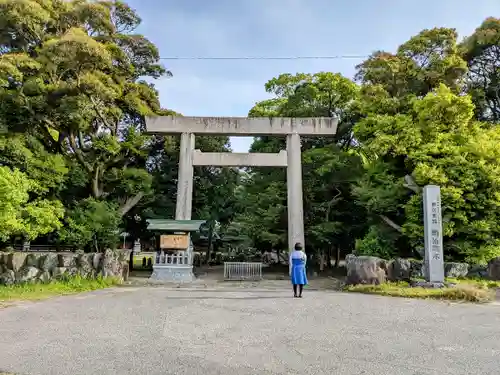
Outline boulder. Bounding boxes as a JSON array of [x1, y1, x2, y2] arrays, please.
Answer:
[[0, 252, 7, 267], [444, 262, 469, 278], [24, 253, 40, 268], [58, 253, 76, 268], [38, 271, 51, 283], [468, 264, 488, 278], [76, 254, 95, 278], [67, 267, 80, 277], [410, 280, 447, 288], [101, 249, 123, 279], [345, 253, 356, 264], [116, 250, 130, 263], [488, 257, 500, 280], [388, 258, 411, 281], [52, 267, 68, 279], [16, 266, 40, 283], [40, 253, 59, 272], [121, 261, 130, 281], [7, 252, 28, 272], [409, 259, 424, 278], [92, 253, 103, 269], [0, 269, 15, 285], [346, 255, 387, 285]]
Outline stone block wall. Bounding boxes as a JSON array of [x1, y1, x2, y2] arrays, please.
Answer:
[[345, 254, 498, 285], [0, 249, 131, 285]]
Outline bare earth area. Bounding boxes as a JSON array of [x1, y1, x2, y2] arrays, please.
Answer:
[[1, 285, 500, 375]]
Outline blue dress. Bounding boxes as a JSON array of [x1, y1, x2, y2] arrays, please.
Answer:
[[290, 251, 308, 285]]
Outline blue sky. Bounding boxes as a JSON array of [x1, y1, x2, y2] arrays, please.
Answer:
[[127, 0, 500, 152]]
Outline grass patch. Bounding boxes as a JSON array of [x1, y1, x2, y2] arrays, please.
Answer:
[[447, 277, 500, 289], [0, 275, 122, 303], [345, 281, 495, 303]]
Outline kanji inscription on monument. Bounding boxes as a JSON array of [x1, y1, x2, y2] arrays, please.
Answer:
[[423, 185, 444, 283]]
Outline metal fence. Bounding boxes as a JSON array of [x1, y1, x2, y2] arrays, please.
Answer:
[[223, 262, 263, 281]]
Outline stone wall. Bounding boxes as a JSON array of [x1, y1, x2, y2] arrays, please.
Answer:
[[0, 249, 130, 285], [346, 254, 497, 285]]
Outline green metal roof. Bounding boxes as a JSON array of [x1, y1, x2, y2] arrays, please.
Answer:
[[146, 219, 206, 232]]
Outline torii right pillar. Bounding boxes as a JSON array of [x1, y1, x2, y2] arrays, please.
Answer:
[[286, 132, 305, 249]]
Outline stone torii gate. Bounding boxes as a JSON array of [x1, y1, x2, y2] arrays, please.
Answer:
[[146, 116, 338, 252]]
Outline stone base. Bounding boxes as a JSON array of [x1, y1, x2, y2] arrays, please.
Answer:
[[410, 280, 455, 289], [149, 265, 194, 283]]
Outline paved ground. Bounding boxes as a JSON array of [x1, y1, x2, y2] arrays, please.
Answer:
[[1, 287, 500, 375]]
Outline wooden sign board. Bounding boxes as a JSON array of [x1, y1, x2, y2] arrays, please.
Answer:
[[160, 234, 189, 250]]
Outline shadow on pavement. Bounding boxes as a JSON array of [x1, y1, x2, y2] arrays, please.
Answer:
[[165, 295, 296, 300]]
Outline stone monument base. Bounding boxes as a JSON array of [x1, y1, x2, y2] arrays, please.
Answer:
[[410, 280, 454, 289], [149, 265, 194, 283]]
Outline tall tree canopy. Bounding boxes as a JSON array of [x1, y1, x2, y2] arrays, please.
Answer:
[[0, 0, 242, 250], [237, 72, 366, 266], [237, 19, 500, 266], [352, 23, 500, 264]]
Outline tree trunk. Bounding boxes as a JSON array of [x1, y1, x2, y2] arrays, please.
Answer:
[[327, 246, 333, 269], [205, 221, 214, 265], [334, 246, 341, 268], [318, 249, 326, 272], [119, 192, 145, 217], [94, 236, 99, 253]]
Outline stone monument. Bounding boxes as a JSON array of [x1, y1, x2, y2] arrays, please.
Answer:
[[423, 185, 444, 283]]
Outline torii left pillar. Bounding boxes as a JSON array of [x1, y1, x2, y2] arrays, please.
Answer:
[[176, 132, 195, 221]]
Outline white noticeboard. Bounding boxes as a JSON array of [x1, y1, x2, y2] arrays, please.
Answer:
[[423, 185, 444, 283]]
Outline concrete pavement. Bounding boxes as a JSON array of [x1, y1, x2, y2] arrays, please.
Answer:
[[1, 287, 500, 374]]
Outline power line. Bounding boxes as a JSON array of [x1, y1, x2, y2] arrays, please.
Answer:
[[158, 55, 368, 60]]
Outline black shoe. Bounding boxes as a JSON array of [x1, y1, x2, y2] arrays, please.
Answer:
[[298, 295, 302, 298], [293, 295, 297, 298]]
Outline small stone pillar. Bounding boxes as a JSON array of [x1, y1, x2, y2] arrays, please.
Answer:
[[133, 239, 141, 253]]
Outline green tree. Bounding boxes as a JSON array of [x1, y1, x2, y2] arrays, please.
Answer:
[[0, 166, 64, 241], [350, 25, 481, 261], [355, 84, 500, 263], [60, 198, 121, 251], [355, 27, 467, 100], [0, 0, 167, 220], [239, 72, 366, 267], [462, 17, 500, 122]]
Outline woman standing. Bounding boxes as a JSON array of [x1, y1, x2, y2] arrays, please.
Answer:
[[289, 242, 308, 298]]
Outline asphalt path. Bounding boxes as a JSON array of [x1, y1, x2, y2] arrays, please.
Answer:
[[1, 287, 500, 374]]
